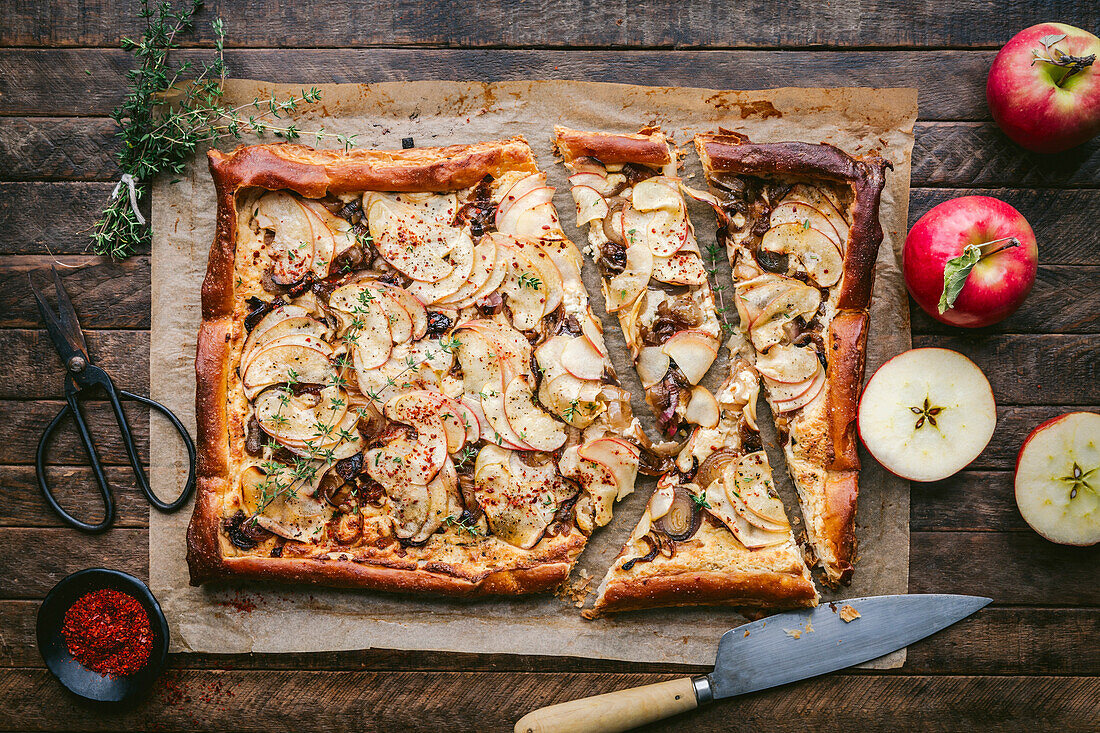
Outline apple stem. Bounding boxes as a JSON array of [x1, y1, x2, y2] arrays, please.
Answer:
[[1032, 44, 1096, 88], [975, 236, 1020, 260]]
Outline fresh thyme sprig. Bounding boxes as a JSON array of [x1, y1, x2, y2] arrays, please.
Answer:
[[705, 241, 734, 335], [93, 0, 357, 260]]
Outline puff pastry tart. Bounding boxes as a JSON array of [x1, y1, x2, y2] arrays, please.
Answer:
[[187, 138, 646, 595], [587, 357, 818, 616], [554, 127, 722, 438], [692, 133, 890, 586]]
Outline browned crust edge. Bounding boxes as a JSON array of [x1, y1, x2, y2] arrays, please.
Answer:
[[693, 133, 890, 585], [588, 569, 818, 617], [553, 126, 673, 167], [187, 139, 579, 596]]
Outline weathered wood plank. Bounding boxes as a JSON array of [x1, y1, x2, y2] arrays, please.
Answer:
[[2, 400, 150, 465], [910, 334, 1099, 406], [910, 265, 1100, 335], [0, 48, 994, 120], [1, 255, 150, 329], [909, 531, 1099, 605], [1, 669, 1097, 732], [1, 528, 1094, 605], [0, 183, 118, 255], [912, 122, 1100, 187], [0, 601, 1091, 676], [3, 0, 1096, 49], [6, 185, 1099, 265], [0, 329, 149, 399], [0, 466, 150, 528], [0, 528, 146, 599], [4, 118, 1100, 188], [969, 405, 1100, 471], [911, 471, 1027, 532], [906, 188, 1100, 266]]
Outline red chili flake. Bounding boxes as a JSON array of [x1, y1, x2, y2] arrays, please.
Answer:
[[61, 589, 153, 677]]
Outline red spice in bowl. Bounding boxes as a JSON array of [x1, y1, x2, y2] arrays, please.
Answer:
[[61, 588, 153, 677]]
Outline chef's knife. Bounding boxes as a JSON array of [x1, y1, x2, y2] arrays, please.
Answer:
[[515, 594, 991, 733]]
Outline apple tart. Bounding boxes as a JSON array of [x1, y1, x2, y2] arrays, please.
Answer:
[[587, 357, 817, 616], [693, 133, 890, 585], [554, 127, 722, 438], [188, 138, 646, 594]]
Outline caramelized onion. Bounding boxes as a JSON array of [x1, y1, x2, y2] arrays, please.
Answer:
[[694, 449, 738, 491], [654, 485, 701, 541], [756, 249, 789, 274], [602, 200, 627, 245], [621, 534, 660, 572]]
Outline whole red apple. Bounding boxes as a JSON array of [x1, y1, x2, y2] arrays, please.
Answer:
[[987, 23, 1100, 153], [904, 196, 1038, 328]]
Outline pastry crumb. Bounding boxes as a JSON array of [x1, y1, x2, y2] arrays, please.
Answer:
[[557, 569, 594, 608], [839, 605, 861, 623], [804, 620, 814, 633], [784, 629, 802, 639], [743, 629, 750, 638]]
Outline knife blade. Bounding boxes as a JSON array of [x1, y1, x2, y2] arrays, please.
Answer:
[[515, 594, 991, 733]]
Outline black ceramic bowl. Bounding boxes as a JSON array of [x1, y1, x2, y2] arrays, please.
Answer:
[[36, 568, 169, 703]]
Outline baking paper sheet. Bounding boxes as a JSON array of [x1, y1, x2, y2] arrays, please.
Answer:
[[150, 80, 916, 667]]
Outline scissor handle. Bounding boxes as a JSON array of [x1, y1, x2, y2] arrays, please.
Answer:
[[35, 364, 197, 533]]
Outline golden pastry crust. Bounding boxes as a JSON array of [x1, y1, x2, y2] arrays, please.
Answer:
[[188, 139, 625, 595], [554, 126, 673, 167], [694, 133, 889, 586]]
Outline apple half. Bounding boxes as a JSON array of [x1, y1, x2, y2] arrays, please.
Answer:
[[858, 348, 997, 482], [1015, 412, 1099, 546]]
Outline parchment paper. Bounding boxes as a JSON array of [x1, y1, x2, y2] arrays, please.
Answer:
[[150, 81, 916, 667]]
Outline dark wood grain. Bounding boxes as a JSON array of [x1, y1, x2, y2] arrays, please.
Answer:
[[911, 471, 1027, 532], [0, 465, 150, 528], [0, 48, 995, 120], [1, 255, 150, 329], [0, 528, 146, 599], [1, 669, 1097, 732], [4, 0, 1096, 49], [2, 399, 149, 465], [0, 183, 118, 255], [0, 117, 119, 181], [0, 329, 149, 398]]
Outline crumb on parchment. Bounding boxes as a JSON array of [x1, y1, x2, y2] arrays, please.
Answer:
[[784, 629, 802, 639], [840, 605, 861, 623], [557, 569, 593, 608]]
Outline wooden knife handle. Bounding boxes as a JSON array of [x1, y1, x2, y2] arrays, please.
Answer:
[[514, 676, 700, 733]]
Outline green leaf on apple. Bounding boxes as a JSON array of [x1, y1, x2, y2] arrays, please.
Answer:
[[938, 237, 1020, 314], [1038, 33, 1067, 49]]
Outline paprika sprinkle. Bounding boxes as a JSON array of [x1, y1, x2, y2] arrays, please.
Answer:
[[61, 589, 153, 677]]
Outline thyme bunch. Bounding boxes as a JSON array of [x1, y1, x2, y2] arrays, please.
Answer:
[[93, 0, 357, 259]]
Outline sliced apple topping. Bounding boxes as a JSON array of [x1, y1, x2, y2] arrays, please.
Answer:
[[299, 200, 355, 279], [479, 379, 533, 450], [497, 237, 565, 331], [242, 340, 334, 400], [365, 194, 455, 283], [473, 446, 566, 549], [254, 383, 348, 446], [390, 191, 459, 229], [651, 251, 707, 286], [561, 335, 607, 381], [436, 235, 498, 309], [771, 367, 826, 414], [684, 386, 720, 428], [559, 445, 619, 528], [502, 375, 567, 451], [328, 281, 393, 376], [768, 201, 843, 247], [604, 243, 653, 312], [365, 392, 449, 487], [781, 184, 849, 245], [568, 172, 612, 196], [254, 191, 315, 284], [497, 182, 556, 235], [660, 330, 718, 385], [570, 184, 609, 226], [636, 346, 671, 388], [577, 436, 641, 501], [630, 177, 682, 213], [241, 464, 332, 543], [404, 227, 475, 306], [540, 373, 604, 428], [755, 343, 821, 384], [495, 173, 546, 226], [700, 454, 791, 550], [760, 222, 843, 287], [379, 283, 428, 341], [739, 276, 822, 352]]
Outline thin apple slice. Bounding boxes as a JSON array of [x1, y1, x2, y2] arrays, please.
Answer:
[[454, 399, 482, 445], [298, 200, 342, 279], [254, 385, 348, 445], [513, 201, 564, 241], [604, 243, 653, 312], [329, 282, 393, 371], [561, 335, 607, 381], [497, 238, 557, 331], [541, 373, 603, 426], [367, 395, 449, 485], [254, 192, 315, 284], [651, 251, 707, 286], [1015, 412, 1100, 546], [385, 478, 431, 540], [465, 235, 510, 306], [570, 184, 609, 226], [581, 315, 608, 357], [771, 367, 826, 413], [661, 330, 718, 385], [466, 319, 531, 378], [578, 436, 640, 501], [761, 222, 843, 287], [558, 445, 618, 527], [503, 375, 567, 451], [242, 304, 311, 359], [857, 348, 997, 482], [749, 280, 822, 352], [241, 330, 331, 376], [782, 184, 849, 245], [473, 446, 555, 549], [416, 390, 468, 454], [684, 386, 720, 428], [378, 291, 414, 344], [242, 342, 334, 400], [436, 236, 497, 309], [392, 191, 459, 229], [497, 187, 555, 234], [646, 208, 690, 257], [734, 276, 791, 328], [636, 346, 671, 388], [568, 172, 611, 195], [730, 452, 790, 529], [379, 284, 429, 341], [769, 201, 842, 247], [406, 228, 475, 305], [407, 457, 459, 544], [755, 343, 821, 384], [631, 177, 683, 212], [479, 380, 534, 451], [705, 473, 790, 550], [534, 334, 570, 380], [365, 195, 454, 283], [763, 367, 821, 403], [495, 173, 546, 226]]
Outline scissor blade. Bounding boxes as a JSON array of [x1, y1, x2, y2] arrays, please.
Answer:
[[51, 266, 88, 355], [29, 274, 83, 364]]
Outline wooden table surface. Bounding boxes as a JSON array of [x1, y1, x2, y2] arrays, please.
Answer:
[[1, 1, 1098, 730]]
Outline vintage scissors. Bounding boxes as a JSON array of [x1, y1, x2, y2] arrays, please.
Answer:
[[31, 267, 196, 533]]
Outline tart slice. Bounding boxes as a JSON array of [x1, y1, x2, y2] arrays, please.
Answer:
[[692, 132, 890, 585], [555, 127, 722, 438], [587, 358, 818, 616]]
